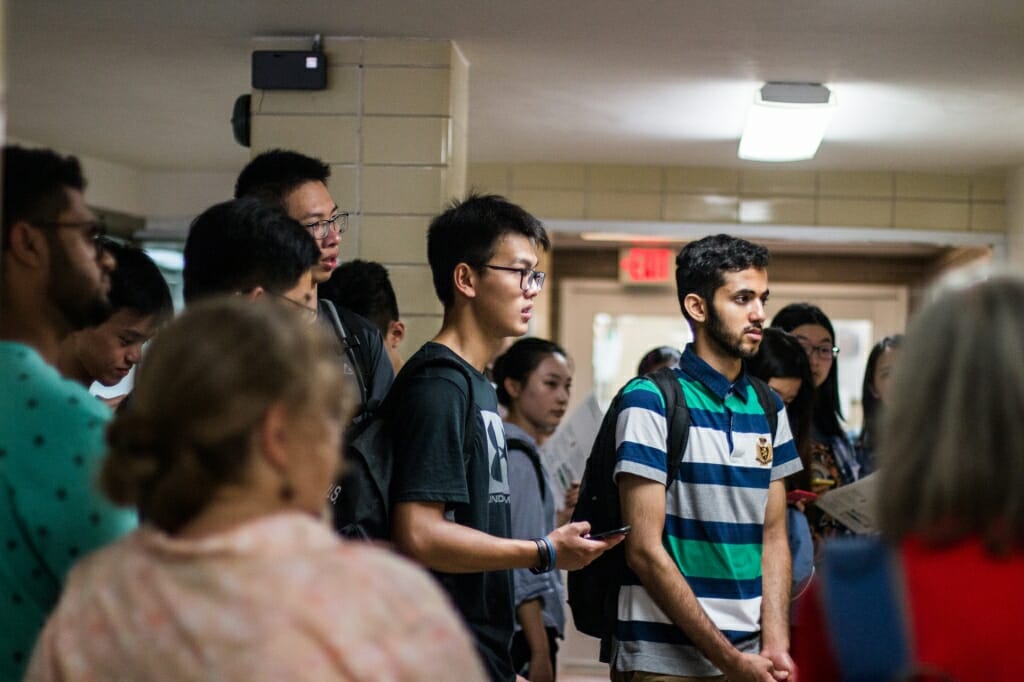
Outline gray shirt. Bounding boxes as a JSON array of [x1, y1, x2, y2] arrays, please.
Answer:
[[505, 422, 566, 635]]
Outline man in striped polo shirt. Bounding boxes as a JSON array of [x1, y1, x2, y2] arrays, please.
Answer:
[[612, 234, 802, 682]]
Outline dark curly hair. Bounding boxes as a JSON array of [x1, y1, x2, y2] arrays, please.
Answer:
[[674, 234, 769, 324]]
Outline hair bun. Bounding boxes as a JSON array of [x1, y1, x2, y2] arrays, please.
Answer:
[[102, 414, 165, 506]]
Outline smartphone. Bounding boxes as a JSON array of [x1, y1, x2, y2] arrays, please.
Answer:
[[588, 525, 631, 540], [786, 489, 818, 504]]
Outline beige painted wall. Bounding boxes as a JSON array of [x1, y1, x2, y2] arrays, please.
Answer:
[[1008, 166, 1024, 265], [469, 163, 1007, 233], [249, 37, 468, 352]]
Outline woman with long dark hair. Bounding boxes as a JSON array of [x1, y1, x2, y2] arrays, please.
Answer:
[[771, 303, 859, 489], [855, 334, 903, 475]]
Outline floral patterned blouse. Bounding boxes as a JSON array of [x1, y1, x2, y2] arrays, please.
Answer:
[[26, 512, 485, 682]]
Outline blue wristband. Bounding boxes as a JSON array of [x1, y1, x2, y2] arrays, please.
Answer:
[[542, 536, 556, 572]]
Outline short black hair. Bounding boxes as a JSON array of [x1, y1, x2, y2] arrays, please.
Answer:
[[427, 193, 550, 307], [101, 239, 174, 323], [3, 145, 86, 249], [318, 259, 399, 337], [675, 234, 769, 323], [492, 337, 567, 407], [636, 346, 681, 376], [234, 149, 330, 205], [183, 197, 320, 303]]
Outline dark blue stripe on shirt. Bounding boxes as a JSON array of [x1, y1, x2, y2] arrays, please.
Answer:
[[618, 574, 762, 600], [677, 461, 771, 488], [617, 441, 668, 473], [688, 407, 772, 435], [665, 516, 764, 544], [616, 620, 760, 648]]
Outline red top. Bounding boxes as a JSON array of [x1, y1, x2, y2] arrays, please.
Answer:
[[794, 536, 1024, 681]]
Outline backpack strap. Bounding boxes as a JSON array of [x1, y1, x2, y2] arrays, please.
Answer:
[[747, 374, 778, 442], [648, 365, 690, 486], [818, 536, 912, 681], [320, 299, 370, 410], [390, 353, 477, 466], [506, 437, 547, 502]]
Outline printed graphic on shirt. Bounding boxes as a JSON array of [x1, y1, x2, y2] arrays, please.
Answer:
[[483, 410, 510, 503]]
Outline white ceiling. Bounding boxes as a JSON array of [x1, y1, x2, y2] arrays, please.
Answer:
[[7, 0, 1024, 174]]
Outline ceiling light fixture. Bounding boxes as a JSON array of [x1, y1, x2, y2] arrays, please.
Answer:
[[738, 82, 836, 162]]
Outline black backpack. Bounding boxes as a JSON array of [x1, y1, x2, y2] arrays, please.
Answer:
[[328, 353, 476, 540], [567, 366, 778, 644]]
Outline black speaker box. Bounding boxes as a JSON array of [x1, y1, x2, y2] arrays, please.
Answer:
[[252, 51, 327, 90]]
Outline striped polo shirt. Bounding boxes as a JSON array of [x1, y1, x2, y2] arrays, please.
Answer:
[[610, 345, 802, 676]]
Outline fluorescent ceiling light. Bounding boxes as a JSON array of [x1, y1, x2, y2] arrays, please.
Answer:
[[738, 83, 836, 162]]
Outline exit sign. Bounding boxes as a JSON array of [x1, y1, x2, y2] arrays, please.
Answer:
[[619, 248, 674, 285]]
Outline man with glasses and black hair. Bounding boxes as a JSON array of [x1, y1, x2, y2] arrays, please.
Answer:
[[0, 145, 137, 680], [388, 193, 619, 681], [234, 149, 393, 421]]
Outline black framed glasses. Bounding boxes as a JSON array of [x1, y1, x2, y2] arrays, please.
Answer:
[[302, 212, 349, 240], [480, 264, 546, 292], [31, 219, 109, 255], [796, 338, 840, 360]]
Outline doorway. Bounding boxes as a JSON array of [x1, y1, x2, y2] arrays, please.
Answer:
[[558, 279, 908, 436]]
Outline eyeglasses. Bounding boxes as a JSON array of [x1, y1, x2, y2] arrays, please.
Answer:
[[480, 264, 546, 292], [302, 212, 349, 240], [797, 338, 840, 360], [31, 219, 108, 255], [269, 292, 318, 323]]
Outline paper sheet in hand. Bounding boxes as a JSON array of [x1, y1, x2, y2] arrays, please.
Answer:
[[814, 472, 880, 535], [540, 392, 604, 507]]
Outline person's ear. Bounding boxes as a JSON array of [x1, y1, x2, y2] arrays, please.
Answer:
[[242, 286, 266, 302], [386, 319, 406, 349], [683, 293, 709, 324], [452, 263, 478, 300], [256, 402, 291, 472], [6, 221, 49, 268], [503, 376, 523, 401]]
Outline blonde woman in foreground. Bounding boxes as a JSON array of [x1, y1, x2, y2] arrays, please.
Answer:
[[27, 298, 485, 682], [794, 274, 1024, 681]]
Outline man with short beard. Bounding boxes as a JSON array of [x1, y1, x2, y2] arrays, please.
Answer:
[[0, 145, 137, 680], [609, 234, 802, 682]]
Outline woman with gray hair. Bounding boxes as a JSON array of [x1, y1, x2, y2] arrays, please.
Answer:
[[793, 274, 1024, 681], [27, 298, 485, 681]]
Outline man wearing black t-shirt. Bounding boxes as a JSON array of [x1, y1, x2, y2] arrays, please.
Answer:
[[389, 194, 622, 681]]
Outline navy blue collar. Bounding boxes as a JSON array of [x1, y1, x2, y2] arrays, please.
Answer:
[[678, 344, 751, 404]]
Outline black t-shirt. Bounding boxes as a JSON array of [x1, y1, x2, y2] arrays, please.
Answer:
[[390, 342, 515, 682]]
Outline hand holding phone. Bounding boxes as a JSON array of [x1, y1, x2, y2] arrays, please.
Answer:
[[588, 525, 631, 540]]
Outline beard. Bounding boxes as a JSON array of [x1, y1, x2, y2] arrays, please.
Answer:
[[46, 234, 113, 331], [706, 301, 761, 360]]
